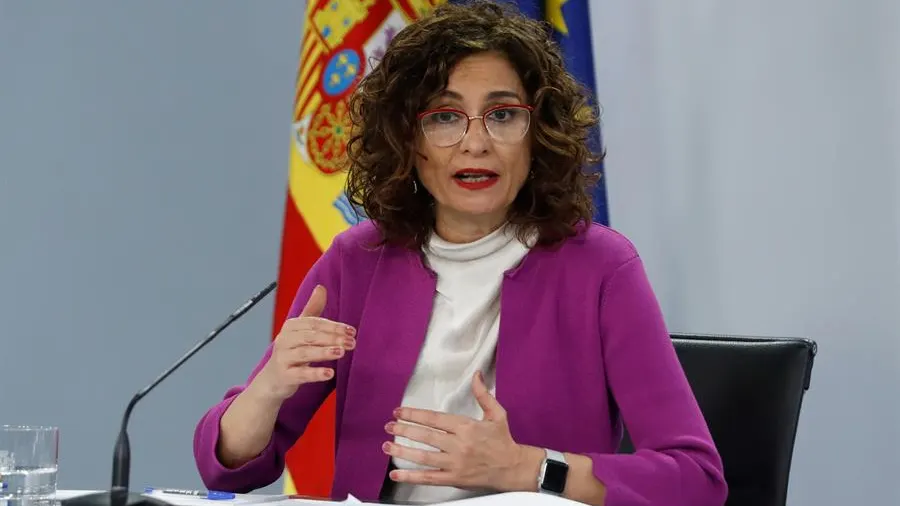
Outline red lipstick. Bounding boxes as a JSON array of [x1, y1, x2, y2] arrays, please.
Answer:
[[452, 168, 499, 190]]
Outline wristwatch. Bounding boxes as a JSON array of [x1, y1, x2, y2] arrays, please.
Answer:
[[537, 448, 569, 495]]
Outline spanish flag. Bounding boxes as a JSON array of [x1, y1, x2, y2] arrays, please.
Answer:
[[273, 0, 447, 497], [274, 0, 607, 497]]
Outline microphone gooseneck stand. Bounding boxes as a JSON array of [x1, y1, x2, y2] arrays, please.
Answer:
[[62, 281, 277, 506]]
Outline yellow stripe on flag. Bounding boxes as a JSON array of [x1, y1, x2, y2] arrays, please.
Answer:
[[283, 468, 297, 495]]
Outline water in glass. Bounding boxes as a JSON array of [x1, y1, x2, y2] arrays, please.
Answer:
[[0, 426, 59, 506]]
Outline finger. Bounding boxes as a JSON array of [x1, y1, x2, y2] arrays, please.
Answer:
[[281, 327, 352, 349], [382, 441, 452, 470], [299, 285, 327, 317], [284, 344, 346, 365], [283, 316, 355, 341], [386, 421, 454, 452], [305, 317, 356, 337], [278, 329, 340, 348], [471, 371, 504, 421], [282, 316, 356, 337], [394, 407, 472, 434], [287, 364, 334, 384], [388, 468, 456, 487]]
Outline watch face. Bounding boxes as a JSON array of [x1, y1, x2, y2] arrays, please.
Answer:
[[542, 460, 569, 494]]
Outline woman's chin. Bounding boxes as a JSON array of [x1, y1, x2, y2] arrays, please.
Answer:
[[442, 205, 510, 224]]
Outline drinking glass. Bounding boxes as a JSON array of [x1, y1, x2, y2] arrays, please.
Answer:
[[0, 426, 59, 504]]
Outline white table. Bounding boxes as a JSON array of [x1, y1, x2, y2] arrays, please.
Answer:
[[54, 490, 352, 506], [55, 490, 583, 506]]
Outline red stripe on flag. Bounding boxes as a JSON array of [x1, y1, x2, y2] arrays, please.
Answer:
[[285, 393, 337, 497]]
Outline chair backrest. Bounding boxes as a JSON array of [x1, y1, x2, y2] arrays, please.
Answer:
[[617, 333, 817, 506]]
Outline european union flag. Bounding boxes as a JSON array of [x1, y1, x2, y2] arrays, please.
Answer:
[[514, 0, 608, 225], [453, 0, 610, 226]]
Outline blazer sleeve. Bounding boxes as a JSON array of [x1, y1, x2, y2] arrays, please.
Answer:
[[192, 240, 344, 493], [588, 255, 728, 506]]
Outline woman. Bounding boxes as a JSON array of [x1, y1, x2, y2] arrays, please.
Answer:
[[193, 2, 727, 505]]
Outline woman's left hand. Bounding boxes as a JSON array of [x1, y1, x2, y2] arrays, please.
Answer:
[[383, 371, 539, 492]]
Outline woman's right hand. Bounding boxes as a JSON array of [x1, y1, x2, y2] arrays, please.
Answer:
[[252, 284, 355, 402]]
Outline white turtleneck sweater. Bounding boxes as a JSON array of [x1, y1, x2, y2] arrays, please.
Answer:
[[389, 224, 533, 504]]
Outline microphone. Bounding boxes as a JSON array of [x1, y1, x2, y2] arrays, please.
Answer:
[[62, 280, 278, 506]]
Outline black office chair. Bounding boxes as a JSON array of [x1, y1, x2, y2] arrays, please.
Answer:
[[618, 333, 817, 506]]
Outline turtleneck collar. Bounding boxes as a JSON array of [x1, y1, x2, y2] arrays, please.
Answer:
[[425, 223, 524, 263]]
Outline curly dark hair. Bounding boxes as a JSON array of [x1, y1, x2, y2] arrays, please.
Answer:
[[344, 0, 602, 249]]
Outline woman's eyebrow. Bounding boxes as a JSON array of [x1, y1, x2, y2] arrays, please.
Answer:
[[436, 89, 523, 103], [484, 90, 523, 102]]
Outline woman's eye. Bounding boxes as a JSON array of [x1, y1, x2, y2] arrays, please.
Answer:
[[489, 108, 519, 121]]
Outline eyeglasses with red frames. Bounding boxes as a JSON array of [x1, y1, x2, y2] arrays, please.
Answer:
[[417, 104, 534, 147]]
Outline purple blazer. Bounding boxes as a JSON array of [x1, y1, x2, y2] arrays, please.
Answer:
[[193, 221, 727, 506]]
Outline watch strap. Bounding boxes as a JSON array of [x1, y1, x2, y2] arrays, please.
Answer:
[[544, 448, 566, 464], [537, 448, 569, 495]]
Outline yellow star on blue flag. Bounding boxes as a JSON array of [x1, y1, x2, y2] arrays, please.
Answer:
[[545, 0, 569, 35]]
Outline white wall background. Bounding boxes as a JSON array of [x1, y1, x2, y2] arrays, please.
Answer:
[[591, 1, 900, 505], [0, 0, 304, 493], [2, 0, 899, 504]]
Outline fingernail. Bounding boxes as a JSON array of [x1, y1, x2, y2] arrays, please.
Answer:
[[385, 422, 396, 433], [389, 470, 400, 481], [343, 338, 356, 349], [345, 326, 356, 336], [330, 347, 343, 356], [393, 408, 402, 418], [382, 442, 392, 453], [323, 369, 333, 378]]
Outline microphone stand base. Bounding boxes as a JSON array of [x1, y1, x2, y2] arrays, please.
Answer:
[[61, 491, 174, 506]]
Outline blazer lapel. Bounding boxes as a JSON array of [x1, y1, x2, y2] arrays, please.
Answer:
[[333, 245, 436, 501], [494, 249, 551, 448]]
